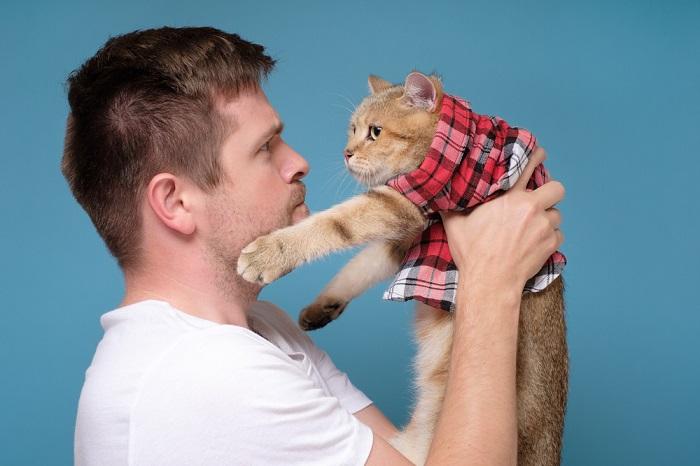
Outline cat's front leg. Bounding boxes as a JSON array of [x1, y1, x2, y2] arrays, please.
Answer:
[[237, 186, 424, 285], [299, 239, 411, 330], [236, 229, 301, 285]]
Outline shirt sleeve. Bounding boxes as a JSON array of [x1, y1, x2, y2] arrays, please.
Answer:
[[129, 328, 374, 466], [260, 301, 373, 414], [302, 341, 373, 414]]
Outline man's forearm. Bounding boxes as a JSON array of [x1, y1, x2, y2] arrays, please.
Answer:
[[353, 404, 399, 441], [425, 280, 522, 465]]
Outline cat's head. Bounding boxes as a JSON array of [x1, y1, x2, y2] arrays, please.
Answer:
[[344, 71, 443, 187]]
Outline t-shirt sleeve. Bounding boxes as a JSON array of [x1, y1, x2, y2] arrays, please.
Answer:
[[302, 341, 373, 414], [260, 301, 373, 414], [129, 328, 374, 466]]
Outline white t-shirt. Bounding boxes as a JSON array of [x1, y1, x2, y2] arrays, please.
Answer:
[[74, 299, 374, 465]]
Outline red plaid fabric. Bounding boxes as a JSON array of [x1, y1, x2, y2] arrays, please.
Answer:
[[384, 94, 567, 311]]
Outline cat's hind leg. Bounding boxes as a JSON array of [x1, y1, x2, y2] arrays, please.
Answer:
[[389, 303, 454, 465], [299, 240, 407, 330]]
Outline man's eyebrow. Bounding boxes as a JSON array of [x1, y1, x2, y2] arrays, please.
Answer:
[[258, 120, 284, 146]]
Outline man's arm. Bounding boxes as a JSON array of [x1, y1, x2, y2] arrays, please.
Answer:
[[362, 282, 522, 466], [424, 282, 521, 465], [365, 148, 561, 464], [353, 404, 399, 441]]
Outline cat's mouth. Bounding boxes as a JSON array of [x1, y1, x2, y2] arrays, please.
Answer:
[[346, 161, 369, 184], [346, 161, 388, 187]]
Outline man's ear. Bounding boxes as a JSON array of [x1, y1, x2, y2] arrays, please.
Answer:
[[368, 75, 393, 94], [401, 71, 443, 112], [146, 173, 196, 235]]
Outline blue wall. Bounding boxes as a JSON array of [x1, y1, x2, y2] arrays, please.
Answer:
[[2, 0, 698, 464]]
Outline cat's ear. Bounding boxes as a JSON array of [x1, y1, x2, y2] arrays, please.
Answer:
[[368, 75, 393, 94], [402, 72, 442, 112]]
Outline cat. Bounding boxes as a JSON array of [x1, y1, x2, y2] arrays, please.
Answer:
[[237, 71, 568, 466]]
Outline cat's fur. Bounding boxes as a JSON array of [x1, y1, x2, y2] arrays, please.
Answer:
[[237, 72, 568, 466]]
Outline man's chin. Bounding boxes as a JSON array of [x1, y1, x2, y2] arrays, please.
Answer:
[[290, 203, 310, 225]]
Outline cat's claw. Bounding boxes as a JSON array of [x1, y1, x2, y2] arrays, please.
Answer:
[[299, 298, 348, 331], [237, 234, 293, 285]]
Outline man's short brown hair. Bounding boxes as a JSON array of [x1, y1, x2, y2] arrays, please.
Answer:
[[61, 26, 275, 268]]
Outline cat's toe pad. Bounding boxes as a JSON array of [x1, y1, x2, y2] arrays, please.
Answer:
[[299, 299, 348, 331], [236, 235, 292, 285]]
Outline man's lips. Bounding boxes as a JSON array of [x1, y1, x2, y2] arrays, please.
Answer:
[[291, 196, 310, 224], [292, 183, 307, 207]]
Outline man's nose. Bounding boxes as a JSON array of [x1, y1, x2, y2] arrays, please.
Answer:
[[282, 145, 310, 182], [344, 149, 353, 160]]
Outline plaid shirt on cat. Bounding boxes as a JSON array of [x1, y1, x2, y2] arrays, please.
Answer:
[[383, 94, 567, 312]]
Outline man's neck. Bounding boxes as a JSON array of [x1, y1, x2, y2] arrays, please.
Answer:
[[120, 260, 259, 328]]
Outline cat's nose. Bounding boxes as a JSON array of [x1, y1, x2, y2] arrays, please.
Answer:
[[344, 149, 353, 160]]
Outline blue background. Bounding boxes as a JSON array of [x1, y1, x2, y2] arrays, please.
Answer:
[[2, 0, 699, 464]]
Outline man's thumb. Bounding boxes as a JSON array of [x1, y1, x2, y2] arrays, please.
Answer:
[[513, 147, 546, 190]]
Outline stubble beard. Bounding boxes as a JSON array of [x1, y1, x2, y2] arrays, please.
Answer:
[[204, 194, 294, 305]]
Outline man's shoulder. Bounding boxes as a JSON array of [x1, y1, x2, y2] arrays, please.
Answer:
[[249, 300, 316, 350], [249, 300, 294, 325], [161, 323, 287, 368], [134, 319, 315, 407]]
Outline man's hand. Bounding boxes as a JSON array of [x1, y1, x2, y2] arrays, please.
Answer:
[[440, 146, 565, 290]]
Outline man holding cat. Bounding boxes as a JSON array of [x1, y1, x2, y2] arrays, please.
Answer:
[[66, 26, 564, 465]]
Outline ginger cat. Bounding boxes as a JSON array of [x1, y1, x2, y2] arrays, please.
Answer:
[[237, 72, 568, 466]]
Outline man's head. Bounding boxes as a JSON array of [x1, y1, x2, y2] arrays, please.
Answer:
[[62, 26, 309, 283]]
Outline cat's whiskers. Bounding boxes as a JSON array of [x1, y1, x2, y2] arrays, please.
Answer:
[[328, 92, 357, 113], [337, 170, 352, 198], [320, 162, 347, 191], [336, 164, 358, 199], [349, 160, 374, 178], [318, 159, 355, 201], [342, 163, 368, 194], [331, 103, 355, 115], [325, 92, 358, 118], [347, 171, 365, 197], [357, 171, 374, 190], [369, 170, 379, 190]]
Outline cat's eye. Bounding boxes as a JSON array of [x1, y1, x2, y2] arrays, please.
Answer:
[[351, 124, 356, 134], [369, 125, 382, 141]]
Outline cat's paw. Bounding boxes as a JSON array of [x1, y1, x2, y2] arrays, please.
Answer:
[[237, 233, 294, 285], [298, 297, 348, 331]]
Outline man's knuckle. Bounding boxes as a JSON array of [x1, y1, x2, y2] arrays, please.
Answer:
[[525, 200, 540, 218], [544, 219, 557, 237], [555, 180, 566, 197], [551, 208, 561, 224]]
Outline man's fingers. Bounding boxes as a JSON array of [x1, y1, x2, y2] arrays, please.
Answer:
[[555, 228, 565, 248], [545, 207, 562, 230], [514, 147, 546, 191], [532, 180, 566, 210]]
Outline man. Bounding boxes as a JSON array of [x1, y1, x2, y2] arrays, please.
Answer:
[[65, 26, 564, 465]]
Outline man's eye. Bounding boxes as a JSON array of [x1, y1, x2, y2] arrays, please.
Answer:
[[369, 125, 382, 141], [259, 141, 271, 152]]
